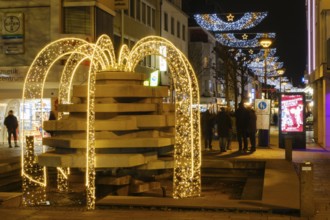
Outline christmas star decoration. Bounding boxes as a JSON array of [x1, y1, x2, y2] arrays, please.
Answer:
[[227, 13, 234, 21]]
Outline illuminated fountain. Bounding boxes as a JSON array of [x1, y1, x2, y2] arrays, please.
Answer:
[[21, 35, 201, 210]]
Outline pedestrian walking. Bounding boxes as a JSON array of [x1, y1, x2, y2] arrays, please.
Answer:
[[201, 108, 214, 151], [235, 102, 250, 153], [4, 110, 19, 148], [216, 107, 232, 152], [248, 107, 257, 152]]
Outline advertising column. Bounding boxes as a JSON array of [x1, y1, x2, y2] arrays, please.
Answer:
[[279, 93, 306, 149], [255, 99, 271, 147]]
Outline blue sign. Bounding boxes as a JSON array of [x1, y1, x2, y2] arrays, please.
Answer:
[[258, 101, 267, 110]]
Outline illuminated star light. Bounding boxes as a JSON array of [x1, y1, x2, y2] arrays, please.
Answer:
[[194, 12, 268, 31], [232, 48, 277, 59], [227, 13, 234, 21], [215, 33, 276, 48]]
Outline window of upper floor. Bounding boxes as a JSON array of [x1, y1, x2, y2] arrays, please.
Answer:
[[129, 0, 155, 29], [171, 17, 175, 35], [63, 6, 91, 35], [164, 12, 168, 32]]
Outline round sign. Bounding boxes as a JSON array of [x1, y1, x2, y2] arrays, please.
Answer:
[[258, 101, 267, 110], [4, 16, 20, 33]]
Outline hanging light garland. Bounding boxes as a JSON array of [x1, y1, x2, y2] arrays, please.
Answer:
[[248, 48, 277, 59], [215, 33, 275, 48], [248, 61, 283, 71], [194, 12, 268, 31]]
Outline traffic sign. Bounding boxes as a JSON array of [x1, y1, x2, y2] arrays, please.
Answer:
[[255, 99, 271, 115]]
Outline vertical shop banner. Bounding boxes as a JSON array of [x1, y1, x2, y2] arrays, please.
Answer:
[[280, 94, 304, 132]]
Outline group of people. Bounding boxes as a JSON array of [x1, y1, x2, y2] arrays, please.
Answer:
[[201, 102, 257, 153]]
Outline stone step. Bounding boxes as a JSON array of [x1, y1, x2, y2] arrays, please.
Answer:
[[43, 115, 175, 131], [73, 84, 168, 98], [37, 153, 154, 168], [137, 159, 174, 170], [0, 175, 21, 192], [43, 116, 137, 131], [96, 175, 131, 185], [57, 103, 157, 112], [0, 157, 20, 174], [241, 177, 263, 200], [96, 71, 147, 81], [44, 130, 169, 139], [130, 181, 161, 194], [43, 137, 174, 149], [0, 192, 22, 207]]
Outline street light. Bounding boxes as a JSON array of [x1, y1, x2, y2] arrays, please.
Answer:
[[258, 38, 273, 147], [277, 68, 285, 92], [259, 38, 273, 99]]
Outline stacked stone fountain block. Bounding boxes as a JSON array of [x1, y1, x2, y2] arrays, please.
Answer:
[[39, 71, 175, 171]]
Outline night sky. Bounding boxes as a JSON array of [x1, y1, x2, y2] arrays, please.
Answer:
[[182, 0, 307, 87]]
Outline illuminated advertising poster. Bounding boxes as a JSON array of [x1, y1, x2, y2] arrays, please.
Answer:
[[281, 94, 304, 132]]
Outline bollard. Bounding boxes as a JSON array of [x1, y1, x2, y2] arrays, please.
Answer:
[[300, 161, 315, 217], [284, 137, 292, 161]]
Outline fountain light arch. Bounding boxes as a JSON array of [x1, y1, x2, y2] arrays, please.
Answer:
[[126, 36, 201, 198], [22, 35, 201, 209]]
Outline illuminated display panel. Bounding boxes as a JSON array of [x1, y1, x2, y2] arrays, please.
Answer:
[[280, 94, 304, 132]]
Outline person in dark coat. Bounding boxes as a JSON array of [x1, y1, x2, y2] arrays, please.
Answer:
[[235, 102, 250, 152], [248, 107, 257, 152], [4, 110, 19, 148], [216, 107, 232, 152], [201, 109, 214, 150]]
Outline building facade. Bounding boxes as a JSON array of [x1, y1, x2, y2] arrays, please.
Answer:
[[188, 27, 217, 104], [307, 0, 330, 150]]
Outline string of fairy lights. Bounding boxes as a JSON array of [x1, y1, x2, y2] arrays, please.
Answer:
[[22, 35, 201, 209], [194, 10, 293, 89], [194, 12, 268, 31], [215, 33, 276, 48]]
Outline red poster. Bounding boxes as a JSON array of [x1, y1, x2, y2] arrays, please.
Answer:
[[281, 94, 304, 132]]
